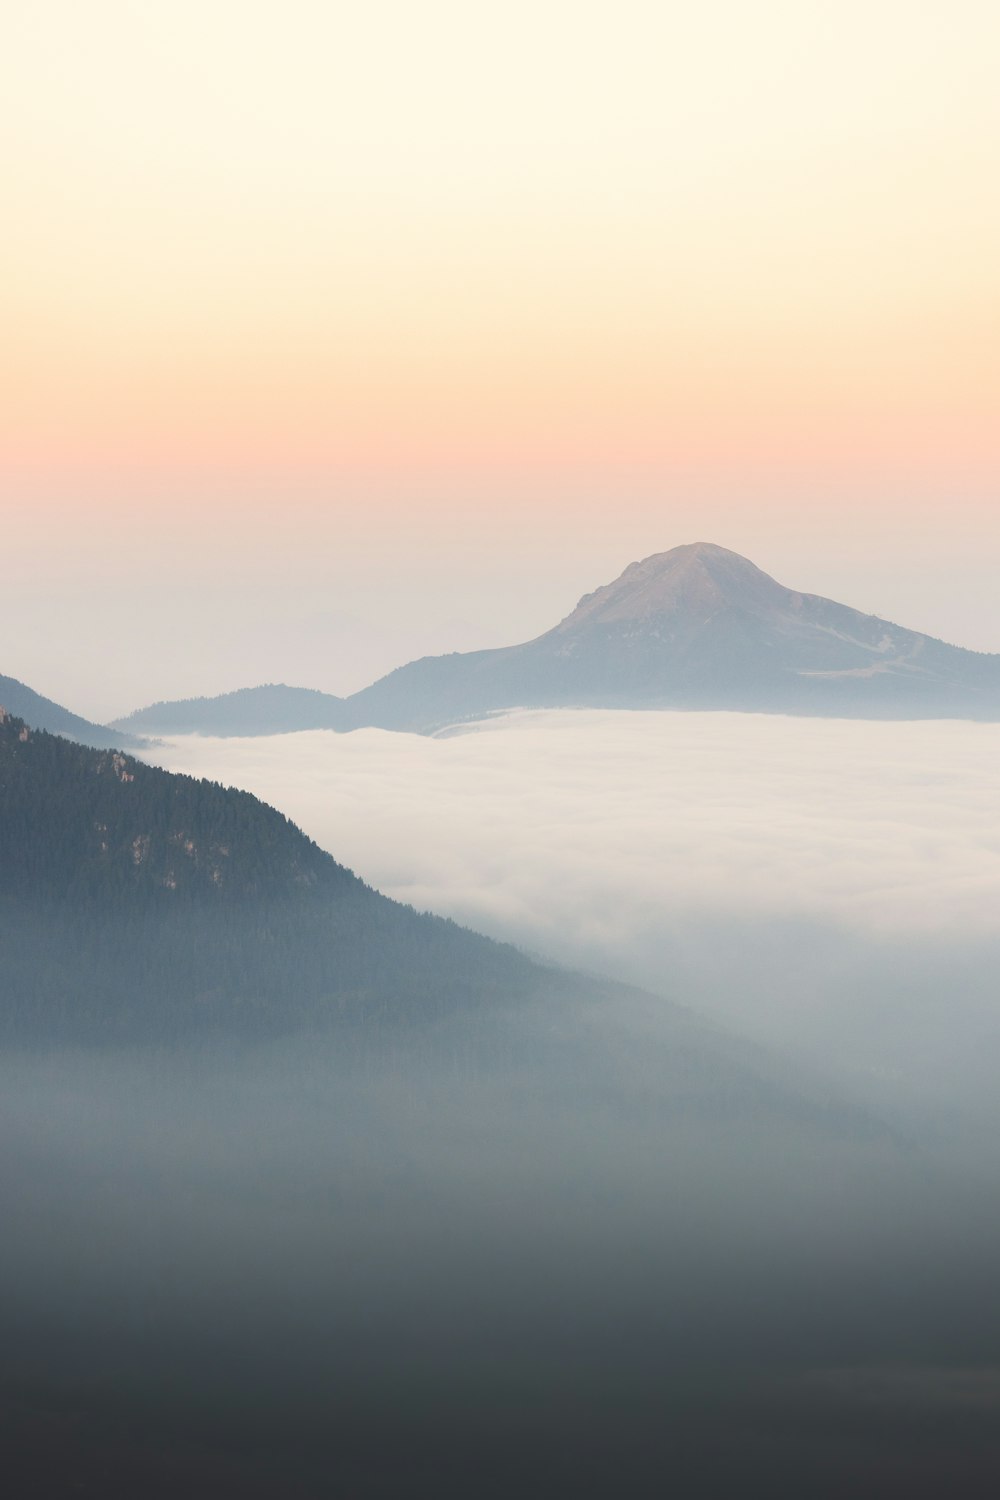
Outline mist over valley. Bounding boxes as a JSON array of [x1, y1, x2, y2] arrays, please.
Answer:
[[5, 700, 1000, 1493], [149, 708, 1000, 1146]]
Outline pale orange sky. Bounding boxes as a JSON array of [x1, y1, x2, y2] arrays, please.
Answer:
[[2, 1, 999, 717]]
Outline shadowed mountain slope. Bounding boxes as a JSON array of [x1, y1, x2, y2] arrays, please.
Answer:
[[114, 544, 1000, 736], [0, 708, 538, 1042]]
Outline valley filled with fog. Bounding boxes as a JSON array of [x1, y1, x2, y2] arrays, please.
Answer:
[[5, 707, 1000, 1495], [150, 709, 1000, 1147]]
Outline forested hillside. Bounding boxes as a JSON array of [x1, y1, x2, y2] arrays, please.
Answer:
[[0, 710, 536, 1041], [0, 706, 351, 903]]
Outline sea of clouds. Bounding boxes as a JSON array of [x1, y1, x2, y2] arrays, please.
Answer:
[[148, 710, 1000, 1125], [148, 710, 1000, 938]]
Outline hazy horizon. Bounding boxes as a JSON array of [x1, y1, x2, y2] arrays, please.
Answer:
[[8, 535, 1000, 725], [4, 1, 1000, 721]]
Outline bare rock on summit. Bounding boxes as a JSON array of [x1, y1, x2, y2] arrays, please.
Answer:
[[559, 543, 795, 628]]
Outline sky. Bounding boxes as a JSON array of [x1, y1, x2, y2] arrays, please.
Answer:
[[3, 2, 999, 720]]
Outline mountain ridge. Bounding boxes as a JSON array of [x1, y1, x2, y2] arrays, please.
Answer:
[[113, 543, 1000, 735], [112, 682, 351, 737]]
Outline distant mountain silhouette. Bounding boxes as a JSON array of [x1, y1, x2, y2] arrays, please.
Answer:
[[112, 682, 351, 737], [0, 671, 142, 749], [115, 543, 1000, 735]]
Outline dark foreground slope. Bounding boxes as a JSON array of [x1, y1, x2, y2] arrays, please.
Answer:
[[0, 708, 538, 1043], [1, 670, 142, 749], [114, 544, 1000, 736]]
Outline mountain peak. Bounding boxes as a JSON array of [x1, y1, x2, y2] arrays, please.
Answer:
[[558, 543, 790, 631], [113, 543, 1000, 735]]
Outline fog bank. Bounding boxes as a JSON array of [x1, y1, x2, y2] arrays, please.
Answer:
[[148, 711, 1000, 1131], [149, 710, 1000, 940]]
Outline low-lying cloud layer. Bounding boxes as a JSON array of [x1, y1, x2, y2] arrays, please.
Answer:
[[149, 710, 1000, 1124], [149, 708, 1000, 936]]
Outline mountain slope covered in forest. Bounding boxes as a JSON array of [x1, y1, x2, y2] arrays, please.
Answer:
[[0, 708, 534, 1040]]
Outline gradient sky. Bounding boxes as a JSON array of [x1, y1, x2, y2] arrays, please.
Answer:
[[3, 2, 999, 719]]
